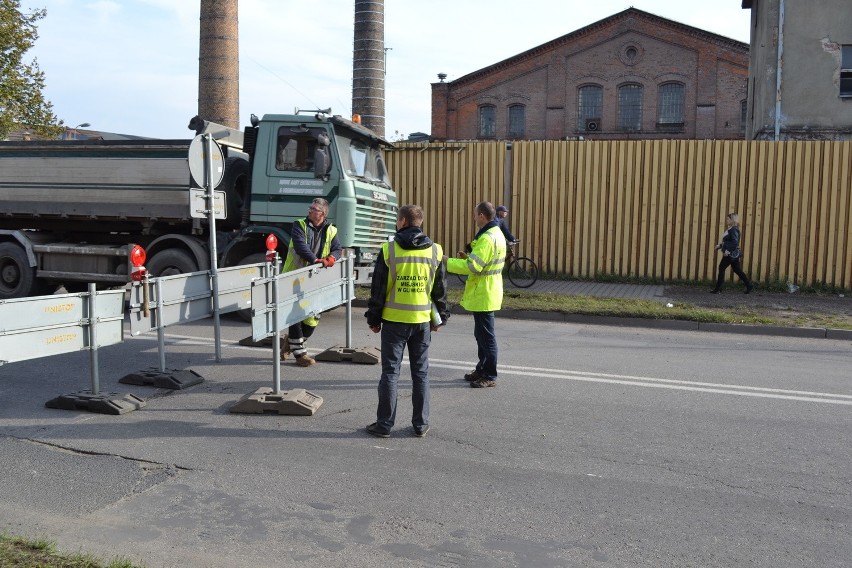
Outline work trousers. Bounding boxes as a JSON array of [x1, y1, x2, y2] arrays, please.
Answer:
[[376, 321, 431, 431], [473, 311, 498, 380], [715, 256, 752, 290]]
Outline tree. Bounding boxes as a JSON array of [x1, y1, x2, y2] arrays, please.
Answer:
[[0, 0, 62, 139]]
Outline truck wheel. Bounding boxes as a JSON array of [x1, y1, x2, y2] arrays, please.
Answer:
[[0, 242, 38, 299], [148, 249, 198, 277], [236, 253, 266, 322]]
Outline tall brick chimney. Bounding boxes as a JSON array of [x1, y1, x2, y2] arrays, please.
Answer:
[[198, 0, 239, 128], [352, 0, 385, 136]]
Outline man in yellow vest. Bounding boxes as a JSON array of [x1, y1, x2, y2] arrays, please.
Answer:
[[281, 197, 342, 366], [446, 201, 506, 388], [365, 204, 449, 438]]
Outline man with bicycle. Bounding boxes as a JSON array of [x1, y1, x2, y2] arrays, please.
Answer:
[[496, 205, 517, 261], [446, 201, 506, 388]]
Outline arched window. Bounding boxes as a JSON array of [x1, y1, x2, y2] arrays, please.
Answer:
[[657, 82, 684, 125], [508, 105, 525, 138], [617, 83, 643, 131], [479, 105, 496, 138], [578, 85, 603, 131]]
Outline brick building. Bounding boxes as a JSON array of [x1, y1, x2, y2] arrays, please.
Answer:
[[430, 8, 749, 141]]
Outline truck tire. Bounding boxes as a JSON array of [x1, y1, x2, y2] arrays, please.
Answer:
[[0, 242, 38, 299], [147, 249, 198, 277], [221, 157, 250, 231]]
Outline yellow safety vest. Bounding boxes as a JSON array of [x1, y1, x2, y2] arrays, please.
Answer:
[[381, 241, 443, 324], [446, 225, 505, 312], [281, 218, 338, 273]]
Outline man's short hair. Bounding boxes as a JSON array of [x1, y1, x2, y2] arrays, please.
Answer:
[[496, 205, 508, 213], [311, 198, 330, 215], [398, 204, 423, 227], [476, 201, 496, 221]]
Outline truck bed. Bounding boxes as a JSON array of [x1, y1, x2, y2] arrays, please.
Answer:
[[0, 140, 195, 230]]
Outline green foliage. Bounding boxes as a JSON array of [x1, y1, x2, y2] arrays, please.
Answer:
[[0, 0, 63, 139], [0, 533, 145, 567]]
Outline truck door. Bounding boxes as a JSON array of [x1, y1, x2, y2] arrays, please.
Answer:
[[261, 126, 332, 226]]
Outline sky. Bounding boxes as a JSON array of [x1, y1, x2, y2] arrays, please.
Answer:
[[19, 0, 752, 140]]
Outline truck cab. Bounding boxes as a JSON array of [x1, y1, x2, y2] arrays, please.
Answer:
[[218, 110, 398, 283]]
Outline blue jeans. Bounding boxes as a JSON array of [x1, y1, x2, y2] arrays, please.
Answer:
[[473, 311, 498, 380], [376, 321, 431, 432]]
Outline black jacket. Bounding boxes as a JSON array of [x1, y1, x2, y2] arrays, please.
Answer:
[[720, 226, 741, 255], [365, 226, 450, 327]]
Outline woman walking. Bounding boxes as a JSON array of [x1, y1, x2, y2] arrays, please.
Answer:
[[712, 212, 754, 294]]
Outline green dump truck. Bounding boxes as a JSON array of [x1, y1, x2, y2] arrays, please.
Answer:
[[0, 109, 398, 299]]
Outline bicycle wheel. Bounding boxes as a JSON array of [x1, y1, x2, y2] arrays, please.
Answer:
[[507, 256, 538, 288]]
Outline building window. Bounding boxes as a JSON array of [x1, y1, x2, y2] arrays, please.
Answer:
[[740, 99, 747, 133], [841, 45, 852, 97], [617, 83, 643, 131], [578, 85, 602, 131], [479, 105, 496, 138], [657, 82, 684, 126], [507, 105, 525, 138]]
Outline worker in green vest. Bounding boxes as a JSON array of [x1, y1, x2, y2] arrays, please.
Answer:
[[365, 204, 449, 438], [281, 197, 342, 366], [446, 201, 506, 388]]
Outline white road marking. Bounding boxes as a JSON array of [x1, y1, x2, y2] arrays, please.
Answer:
[[429, 358, 852, 406], [131, 335, 852, 406]]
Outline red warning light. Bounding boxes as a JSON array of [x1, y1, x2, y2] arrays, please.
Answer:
[[130, 245, 146, 267], [265, 234, 278, 251]]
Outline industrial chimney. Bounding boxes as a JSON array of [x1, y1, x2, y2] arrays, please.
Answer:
[[198, 0, 239, 129], [352, 0, 385, 136]]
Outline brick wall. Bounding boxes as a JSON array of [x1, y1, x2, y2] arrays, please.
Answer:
[[431, 8, 748, 141]]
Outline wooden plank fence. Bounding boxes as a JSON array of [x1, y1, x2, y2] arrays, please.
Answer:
[[386, 140, 852, 288]]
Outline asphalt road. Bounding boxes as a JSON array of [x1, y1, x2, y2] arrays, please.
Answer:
[[1, 308, 850, 568]]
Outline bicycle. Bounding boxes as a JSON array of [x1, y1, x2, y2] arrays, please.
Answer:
[[453, 240, 539, 288]]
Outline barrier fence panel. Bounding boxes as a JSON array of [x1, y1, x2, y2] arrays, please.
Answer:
[[231, 256, 358, 416], [123, 263, 264, 389], [128, 263, 263, 336], [0, 289, 124, 365], [0, 286, 143, 415], [250, 257, 354, 343]]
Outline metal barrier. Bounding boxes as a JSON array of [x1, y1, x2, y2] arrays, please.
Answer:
[[124, 263, 264, 389], [230, 255, 369, 415], [0, 284, 144, 414]]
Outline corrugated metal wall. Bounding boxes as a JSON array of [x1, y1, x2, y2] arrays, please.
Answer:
[[386, 140, 852, 287]]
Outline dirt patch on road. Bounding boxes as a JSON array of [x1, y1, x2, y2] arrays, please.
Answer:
[[663, 284, 852, 328]]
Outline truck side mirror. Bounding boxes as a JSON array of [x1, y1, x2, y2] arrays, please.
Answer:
[[314, 147, 330, 180], [313, 132, 331, 180]]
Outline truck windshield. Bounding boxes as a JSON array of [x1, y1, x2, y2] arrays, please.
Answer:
[[334, 131, 391, 189]]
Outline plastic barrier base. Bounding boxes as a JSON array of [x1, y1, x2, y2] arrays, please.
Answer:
[[314, 345, 381, 365], [238, 335, 287, 350], [118, 368, 205, 390], [229, 387, 323, 416], [45, 391, 146, 415]]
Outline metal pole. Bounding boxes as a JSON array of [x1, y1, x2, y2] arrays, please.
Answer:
[[345, 255, 353, 349], [204, 133, 223, 362], [88, 283, 99, 395], [774, 0, 785, 141], [156, 278, 166, 373], [271, 255, 282, 394]]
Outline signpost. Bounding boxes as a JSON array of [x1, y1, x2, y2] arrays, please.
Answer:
[[187, 133, 225, 362]]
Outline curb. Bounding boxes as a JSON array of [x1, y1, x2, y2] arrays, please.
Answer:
[[351, 300, 852, 341]]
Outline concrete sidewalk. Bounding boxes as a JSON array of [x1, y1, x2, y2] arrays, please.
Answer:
[[442, 278, 852, 341], [449, 277, 668, 302]]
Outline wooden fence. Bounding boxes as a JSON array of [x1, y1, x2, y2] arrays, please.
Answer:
[[385, 140, 852, 288]]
